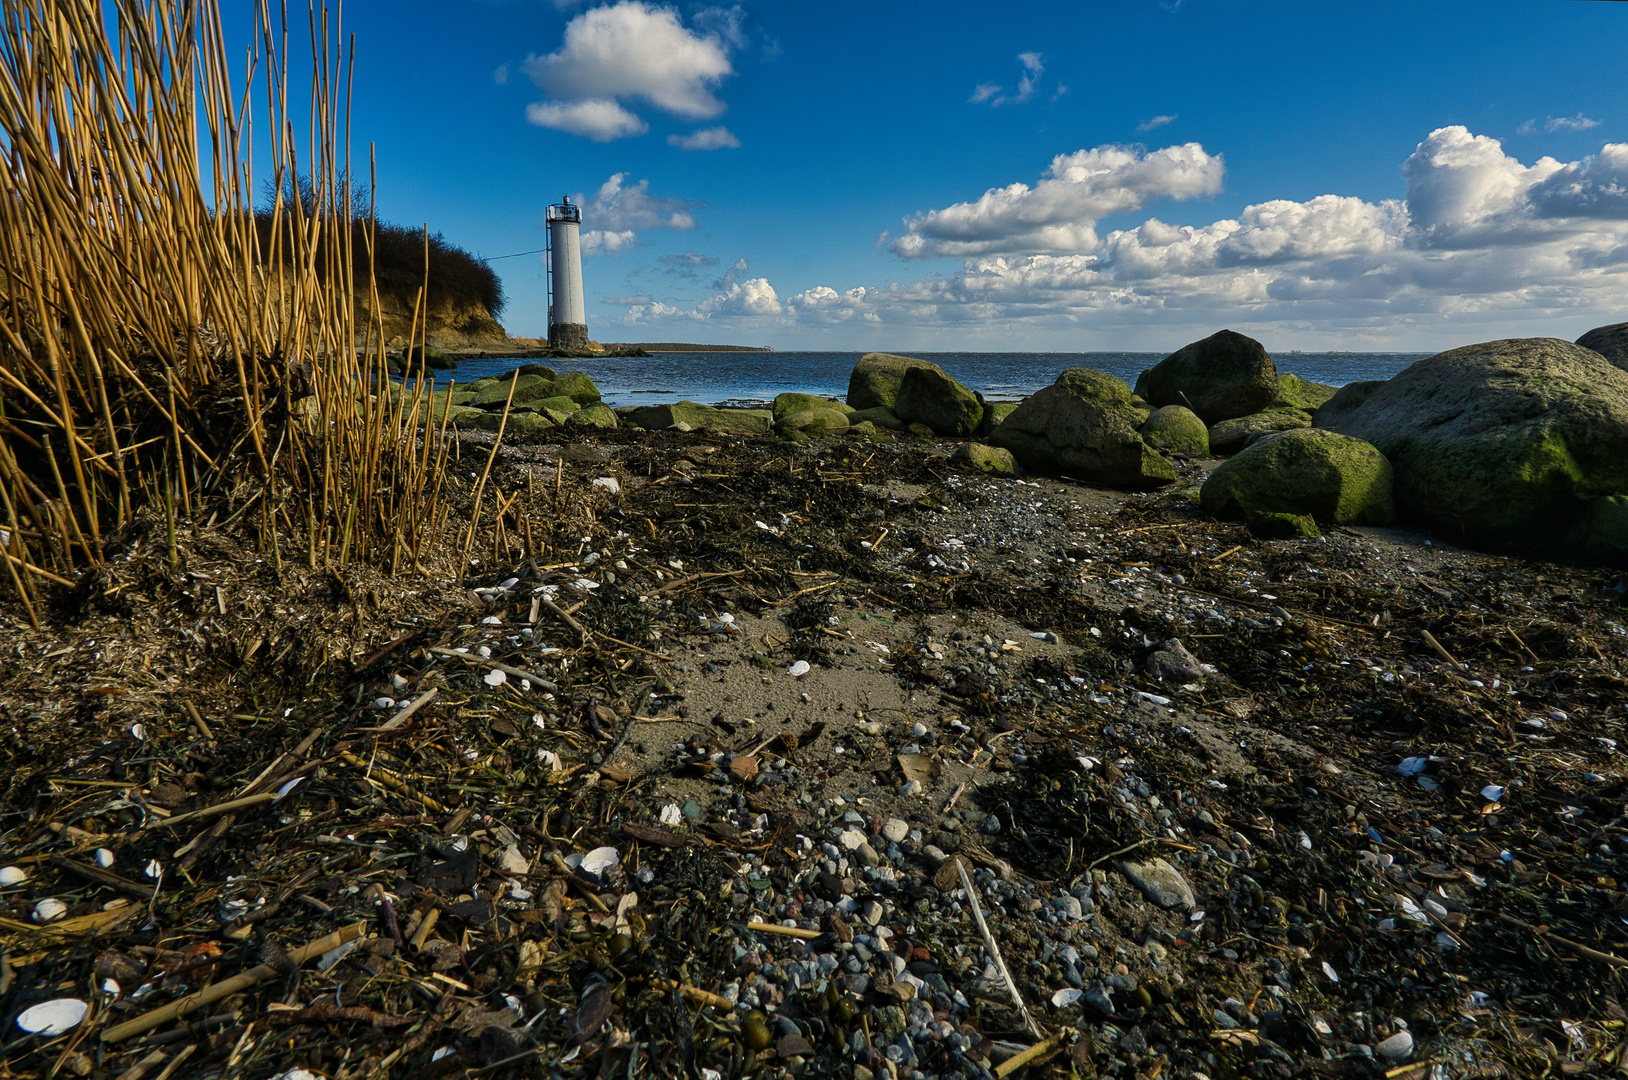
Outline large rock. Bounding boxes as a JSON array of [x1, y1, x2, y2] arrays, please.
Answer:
[[1578, 322, 1628, 370], [1315, 338, 1628, 553], [848, 406, 903, 431], [1138, 405, 1209, 457], [469, 373, 552, 408], [989, 369, 1175, 488], [1207, 407, 1312, 455], [773, 393, 853, 422], [551, 371, 602, 406], [952, 443, 1017, 475], [893, 366, 984, 437], [1270, 373, 1339, 411], [1201, 427, 1395, 526], [978, 402, 1019, 435], [565, 403, 619, 429], [778, 407, 851, 433], [626, 401, 772, 434], [846, 353, 943, 411], [1140, 330, 1281, 423], [1313, 380, 1388, 427]]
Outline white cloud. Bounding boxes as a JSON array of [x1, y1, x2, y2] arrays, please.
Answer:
[[668, 125, 740, 150], [969, 52, 1046, 107], [525, 98, 647, 141], [891, 142, 1226, 259], [1137, 114, 1176, 132], [574, 173, 697, 255], [581, 229, 639, 255], [1518, 113, 1602, 135], [699, 276, 782, 316], [494, 64, 508, 86], [714, 257, 748, 290], [523, 1, 734, 142], [584, 173, 698, 232], [609, 128, 1628, 346]]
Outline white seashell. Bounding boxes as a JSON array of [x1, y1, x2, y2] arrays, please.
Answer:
[[373, 697, 395, 710], [95, 849, 115, 868], [788, 660, 811, 678], [32, 898, 68, 923], [0, 866, 26, 886], [274, 777, 305, 802], [1481, 784, 1504, 802], [579, 846, 620, 877], [1051, 988, 1082, 1007], [130, 723, 147, 740], [144, 860, 163, 879], [659, 803, 683, 825], [102, 978, 121, 996], [484, 668, 507, 687], [16, 998, 88, 1036]]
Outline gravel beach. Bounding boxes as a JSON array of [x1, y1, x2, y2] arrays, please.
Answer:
[[1, 426, 1625, 1079]]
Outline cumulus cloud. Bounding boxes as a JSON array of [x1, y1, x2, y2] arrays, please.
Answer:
[[494, 64, 509, 86], [970, 52, 1045, 107], [524, 1, 734, 141], [577, 173, 698, 255], [609, 128, 1628, 344], [891, 142, 1226, 259], [714, 257, 748, 290], [1137, 114, 1177, 132], [525, 98, 647, 141], [668, 125, 741, 150], [1518, 113, 1602, 135]]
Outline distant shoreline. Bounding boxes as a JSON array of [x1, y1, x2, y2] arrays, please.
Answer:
[[602, 342, 772, 353]]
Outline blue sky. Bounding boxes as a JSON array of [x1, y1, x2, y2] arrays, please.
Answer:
[[289, 0, 1627, 351]]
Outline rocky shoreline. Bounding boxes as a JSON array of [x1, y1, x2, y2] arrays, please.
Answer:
[[3, 324, 1628, 1078]]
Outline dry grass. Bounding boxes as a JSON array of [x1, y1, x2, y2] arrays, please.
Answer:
[[0, 0, 461, 628]]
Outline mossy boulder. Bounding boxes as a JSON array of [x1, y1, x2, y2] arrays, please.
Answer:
[[848, 406, 903, 430], [774, 393, 852, 422], [894, 366, 984, 437], [1140, 329, 1281, 423], [1139, 405, 1209, 457], [551, 371, 602, 405], [778, 407, 851, 433], [468, 409, 555, 434], [1578, 322, 1628, 371], [988, 368, 1175, 488], [470, 373, 553, 408], [1313, 380, 1388, 427], [847, 353, 943, 411], [1270, 373, 1339, 411], [1315, 338, 1628, 554], [953, 443, 1017, 475], [1201, 427, 1394, 526], [626, 401, 772, 434], [518, 363, 559, 379], [904, 422, 935, 440], [424, 405, 485, 427], [977, 402, 1020, 435], [1581, 495, 1628, 559], [565, 403, 619, 429], [1249, 512, 1322, 540], [1208, 407, 1313, 455], [534, 394, 581, 414]]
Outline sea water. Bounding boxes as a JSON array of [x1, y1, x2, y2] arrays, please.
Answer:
[[434, 351, 1428, 409]]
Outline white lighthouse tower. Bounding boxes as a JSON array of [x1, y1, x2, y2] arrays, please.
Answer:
[[546, 195, 588, 350]]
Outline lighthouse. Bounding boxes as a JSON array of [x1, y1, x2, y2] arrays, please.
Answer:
[[546, 195, 588, 350]]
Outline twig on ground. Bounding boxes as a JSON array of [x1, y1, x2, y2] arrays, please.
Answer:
[[956, 858, 1042, 1039]]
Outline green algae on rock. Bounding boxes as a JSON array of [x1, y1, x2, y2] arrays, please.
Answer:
[[893, 366, 984, 437], [1207, 407, 1313, 455], [1138, 405, 1209, 457], [989, 368, 1175, 488], [846, 353, 943, 411], [1201, 427, 1394, 527]]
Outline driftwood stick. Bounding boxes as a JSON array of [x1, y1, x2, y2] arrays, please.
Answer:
[[956, 859, 1042, 1039], [102, 923, 367, 1042]]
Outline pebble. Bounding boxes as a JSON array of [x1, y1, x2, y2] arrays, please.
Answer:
[[881, 818, 910, 844], [1118, 857, 1197, 909], [838, 829, 867, 851], [1375, 1030, 1415, 1060]]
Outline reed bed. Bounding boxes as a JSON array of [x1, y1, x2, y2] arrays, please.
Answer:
[[0, 0, 454, 628]]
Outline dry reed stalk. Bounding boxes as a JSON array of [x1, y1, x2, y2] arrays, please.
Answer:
[[0, 0, 451, 604]]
